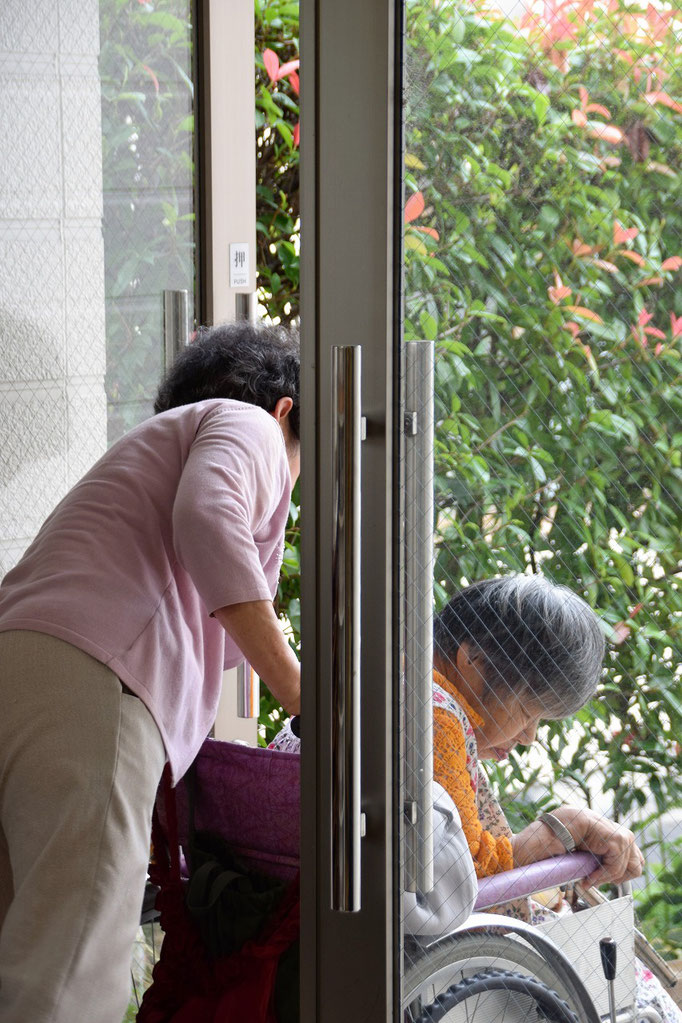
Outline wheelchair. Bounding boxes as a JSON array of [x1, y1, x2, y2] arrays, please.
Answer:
[[140, 737, 675, 1023]]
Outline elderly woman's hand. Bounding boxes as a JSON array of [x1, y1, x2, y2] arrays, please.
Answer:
[[512, 805, 644, 888], [552, 805, 644, 887]]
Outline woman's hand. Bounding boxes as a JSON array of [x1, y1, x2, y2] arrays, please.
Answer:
[[512, 805, 644, 889], [551, 805, 644, 887]]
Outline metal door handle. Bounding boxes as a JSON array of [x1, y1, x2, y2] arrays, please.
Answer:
[[331, 345, 362, 912], [403, 340, 435, 894], [237, 662, 260, 718], [163, 289, 190, 371]]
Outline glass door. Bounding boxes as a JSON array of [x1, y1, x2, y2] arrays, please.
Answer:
[[99, 0, 197, 441], [0, 0, 198, 581], [301, 0, 682, 1018], [401, 2, 682, 1016]]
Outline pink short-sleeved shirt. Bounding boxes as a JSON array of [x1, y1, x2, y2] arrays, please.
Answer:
[[0, 399, 291, 780]]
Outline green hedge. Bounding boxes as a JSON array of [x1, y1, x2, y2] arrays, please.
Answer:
[[255, 0, 682, 952]]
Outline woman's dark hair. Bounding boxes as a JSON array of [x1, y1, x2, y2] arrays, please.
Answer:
[[154, 321, 300, 438], [434, 574, 605, 718]]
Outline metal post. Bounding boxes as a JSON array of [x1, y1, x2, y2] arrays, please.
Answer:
[[235, 292, 255, 322], [236, 662, 260, 718], [163, 289, 190, 371]]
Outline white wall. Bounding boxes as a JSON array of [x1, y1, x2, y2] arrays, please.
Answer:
[[0, 0, 107, 577]]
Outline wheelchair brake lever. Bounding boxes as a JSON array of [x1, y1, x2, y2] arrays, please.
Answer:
[[599, 937, 618, 1023]]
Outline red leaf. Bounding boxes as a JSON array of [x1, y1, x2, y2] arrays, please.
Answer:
[[614, 220, 638, 245], [592, 259, 619, 274], [612, 621, 631, 644], [588, 123, 624, 144], [413, 226, 440, 241], [585, 102, 612, 120], [293, 122, 300, 148], [404, 191, 425, 224], [263, 48, 280, 83], [645, 91, 682, 114], [644, 326, 666, 340], [661, 256, 682, 271], [548, 272, 572, 304], [563, 305, 603, 323], [288, 70, 300, 96], [141, 64, 159, 96], [277, 59, 300, 80], [670, 313, 682, 338], [571, 109, 587, 127], [646, 4, 671, 42], [619, 250, 646, 267], [572, 239, 593, 257]]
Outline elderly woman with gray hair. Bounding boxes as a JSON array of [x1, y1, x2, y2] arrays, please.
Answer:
[[433, 573, 682, 1023], [432, 573, 642, 887]]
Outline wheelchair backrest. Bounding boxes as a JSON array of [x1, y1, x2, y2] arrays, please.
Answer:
[[161, 738, 301, 881]]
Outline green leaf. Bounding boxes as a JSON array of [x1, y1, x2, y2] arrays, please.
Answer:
[[420, 311, 438, 340], [534, 93, 550, 126]]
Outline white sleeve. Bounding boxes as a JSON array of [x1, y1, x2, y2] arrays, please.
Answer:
[[402, 782, 478, 938]]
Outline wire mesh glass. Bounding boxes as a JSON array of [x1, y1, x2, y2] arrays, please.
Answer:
[[400, 1, 682, 1019], [0, 0, 196, 578]]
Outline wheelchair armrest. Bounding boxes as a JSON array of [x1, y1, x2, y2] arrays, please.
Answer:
[[474, 851, 600, 910]]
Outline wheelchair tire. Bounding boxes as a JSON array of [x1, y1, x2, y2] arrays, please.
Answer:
[[403, 932, 593, 1023], [408, 967, 580, 1023]]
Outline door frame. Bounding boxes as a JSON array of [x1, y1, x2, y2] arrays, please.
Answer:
[[197, 0, 260, 743]]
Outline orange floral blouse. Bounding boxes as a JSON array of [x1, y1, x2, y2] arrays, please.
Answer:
[[432, 670, 513, 879]]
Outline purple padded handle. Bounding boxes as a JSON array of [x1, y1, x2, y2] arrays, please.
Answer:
[[475, 851, 600, 911]]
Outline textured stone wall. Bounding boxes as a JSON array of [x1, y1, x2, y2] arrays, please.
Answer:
[[0, 0, 107, 577]]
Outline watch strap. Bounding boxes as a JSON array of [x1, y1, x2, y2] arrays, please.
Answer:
[[539, 811, 577, 853]]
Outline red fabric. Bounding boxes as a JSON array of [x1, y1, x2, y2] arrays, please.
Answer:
[[136, 767, 299, 1023]]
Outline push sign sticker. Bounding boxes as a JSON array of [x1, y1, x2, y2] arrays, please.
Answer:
[[229, 243, 250, 288]]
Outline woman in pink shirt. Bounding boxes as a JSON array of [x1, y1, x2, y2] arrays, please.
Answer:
[[0, 321, 301, 1023]]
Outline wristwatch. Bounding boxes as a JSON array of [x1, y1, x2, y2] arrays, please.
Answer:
[[539, 811, 577, 853]]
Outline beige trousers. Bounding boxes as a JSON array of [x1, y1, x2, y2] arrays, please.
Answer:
[[0, 631, 166, 1023]]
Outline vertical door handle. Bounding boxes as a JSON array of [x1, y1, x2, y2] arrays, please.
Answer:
[[403, 340, 435, 894], [163, 290, 190, 371], [331, 345, 362, 912], [237, 662, 260, 718]]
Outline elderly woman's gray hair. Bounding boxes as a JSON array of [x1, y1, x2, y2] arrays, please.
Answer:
[[433, 575, 605, 718]]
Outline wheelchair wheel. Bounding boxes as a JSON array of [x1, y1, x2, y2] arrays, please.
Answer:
[[407, 968, 579, 1022], [403, 932, 593, 1023]]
